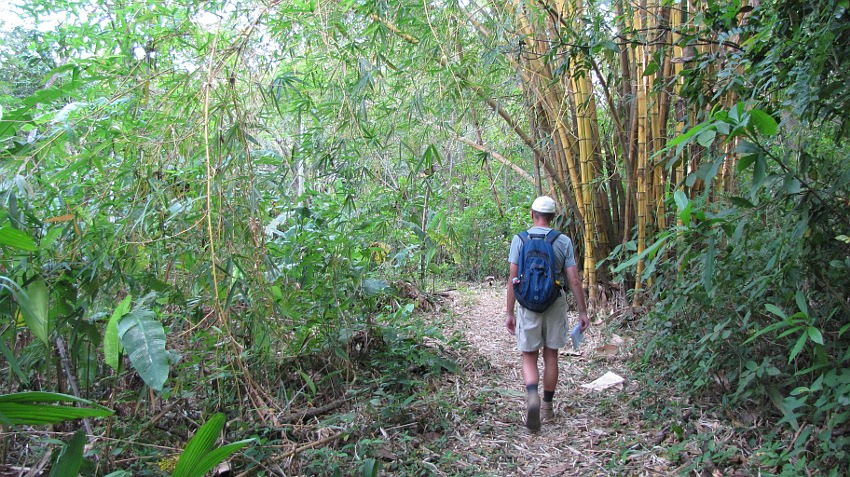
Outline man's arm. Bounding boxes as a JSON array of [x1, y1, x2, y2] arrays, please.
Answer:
[[566, 265, 590, 331], [505, 263, 519, 334]]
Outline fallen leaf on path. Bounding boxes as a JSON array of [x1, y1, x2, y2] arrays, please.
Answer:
[[595, 344, 618, 355], [610, 334, 632, 345], [581, 371, 625, 391]]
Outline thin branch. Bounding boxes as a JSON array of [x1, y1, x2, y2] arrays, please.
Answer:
[[234, 432, 344, 477], [369, 13, 420, 45], [449, 132, 534, 183], [277, 398, 347, 424]]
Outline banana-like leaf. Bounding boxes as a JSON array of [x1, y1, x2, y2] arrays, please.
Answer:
[[117, 307, 169, 392], [193, 439, 254, 476], [0, 392, 113, 426], [0, 226, 37, 251], [48, 429, 86, 477], [172, 413, 225, 477], [104, 295, 132, 370], [173, 413, 253, 477]]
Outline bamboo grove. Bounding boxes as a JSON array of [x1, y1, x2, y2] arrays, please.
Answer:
[[0, 0, 767, 361], [4, 0, 850, 471], [0, 0, 772, 384], [452, 0, 755, 304], [0, 2, 763, 408]]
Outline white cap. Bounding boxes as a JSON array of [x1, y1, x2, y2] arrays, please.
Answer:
[[531, 196, 556, 213]]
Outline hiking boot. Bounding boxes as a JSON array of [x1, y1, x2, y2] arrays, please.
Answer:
[[541, 400, 555, 420], [526, 392, 541, 431]]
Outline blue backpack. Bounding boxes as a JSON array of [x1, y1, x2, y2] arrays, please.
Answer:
[[513, 229, 562, 312]]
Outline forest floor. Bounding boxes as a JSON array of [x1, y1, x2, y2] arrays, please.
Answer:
[[430, 283, 742, 476]]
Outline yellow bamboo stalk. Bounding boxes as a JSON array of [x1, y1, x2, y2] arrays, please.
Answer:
[[573, 75, 596, 300], [512, 3, 583, 203], [673, 0, 687, 227], [653, 3, 673, 235], [632, 0, 649, 305]]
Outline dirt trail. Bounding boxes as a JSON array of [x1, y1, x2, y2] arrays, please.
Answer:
[[441, 284, 640, 476]]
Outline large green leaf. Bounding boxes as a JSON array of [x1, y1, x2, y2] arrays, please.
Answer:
[[0, 226, 36, 251], [173, 413, 224, 477], [749, 109, 778, 136], [118, 307, 169, 392], [48, 429, 86, 477], [193, 439, 254, 477], [174, 413, 253, 477], [0, 392, 113, 426], [18, 279, 51, 345], [104, 295, 132, 370]]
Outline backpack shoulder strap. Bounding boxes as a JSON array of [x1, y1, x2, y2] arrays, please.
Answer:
[[517, 231, 530, 244], [545, 229, 561, 244]]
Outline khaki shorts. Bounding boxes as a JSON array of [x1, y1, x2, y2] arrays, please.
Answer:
[[516, 292, 568, 352]]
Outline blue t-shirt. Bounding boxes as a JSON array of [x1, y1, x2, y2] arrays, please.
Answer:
[[508, 227, 577, 282]]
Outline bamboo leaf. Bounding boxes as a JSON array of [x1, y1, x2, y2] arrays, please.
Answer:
[[788, 332, 808, 363], [104, 295, 132, 370], [730, 196, 756, 208], [752, 155, 767, 192], [778, 325, 806, 339], [0, 338, 28, 385], [783, 174, 802, 195], [642, 60, 659, 76], [794, 290, 809, 316], [767, 388, 799, 431], [703, 235, 715, 294], [765, 303, 787, 319], [807, 326, 824, 345], [668, 121, 708, 148], [299, 370, 317, 395], [118, 307, 169, 392], [613, 233, 671, 273], [743, 318, 792, 344], [674, 191, 691, 226]]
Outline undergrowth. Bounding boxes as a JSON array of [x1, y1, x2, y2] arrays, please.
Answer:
[[629, 123, 850, 475]]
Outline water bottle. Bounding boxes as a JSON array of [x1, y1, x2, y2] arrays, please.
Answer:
[[570, 323, 584, 351]]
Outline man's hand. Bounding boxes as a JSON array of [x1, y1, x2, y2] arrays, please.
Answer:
[[505, 312, 516, 335], [578, 312, 590, 332], [506, 263, 519, 335]]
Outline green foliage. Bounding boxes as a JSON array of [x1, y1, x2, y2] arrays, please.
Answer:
[[172, 413, 254, 477], [0, 391, 113, 425], [117, 296, 169, 392], [633, 99, 850, 470], [48, 430, 86, 477], [7, 279, 51, 346], [0, 27, 56, 101], [747, 0, 850, 138], [4, 0, 847, 474], [104, 295, 132, 370]]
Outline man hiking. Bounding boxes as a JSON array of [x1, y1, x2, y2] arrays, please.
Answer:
[[506, 195, 590, 431]]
